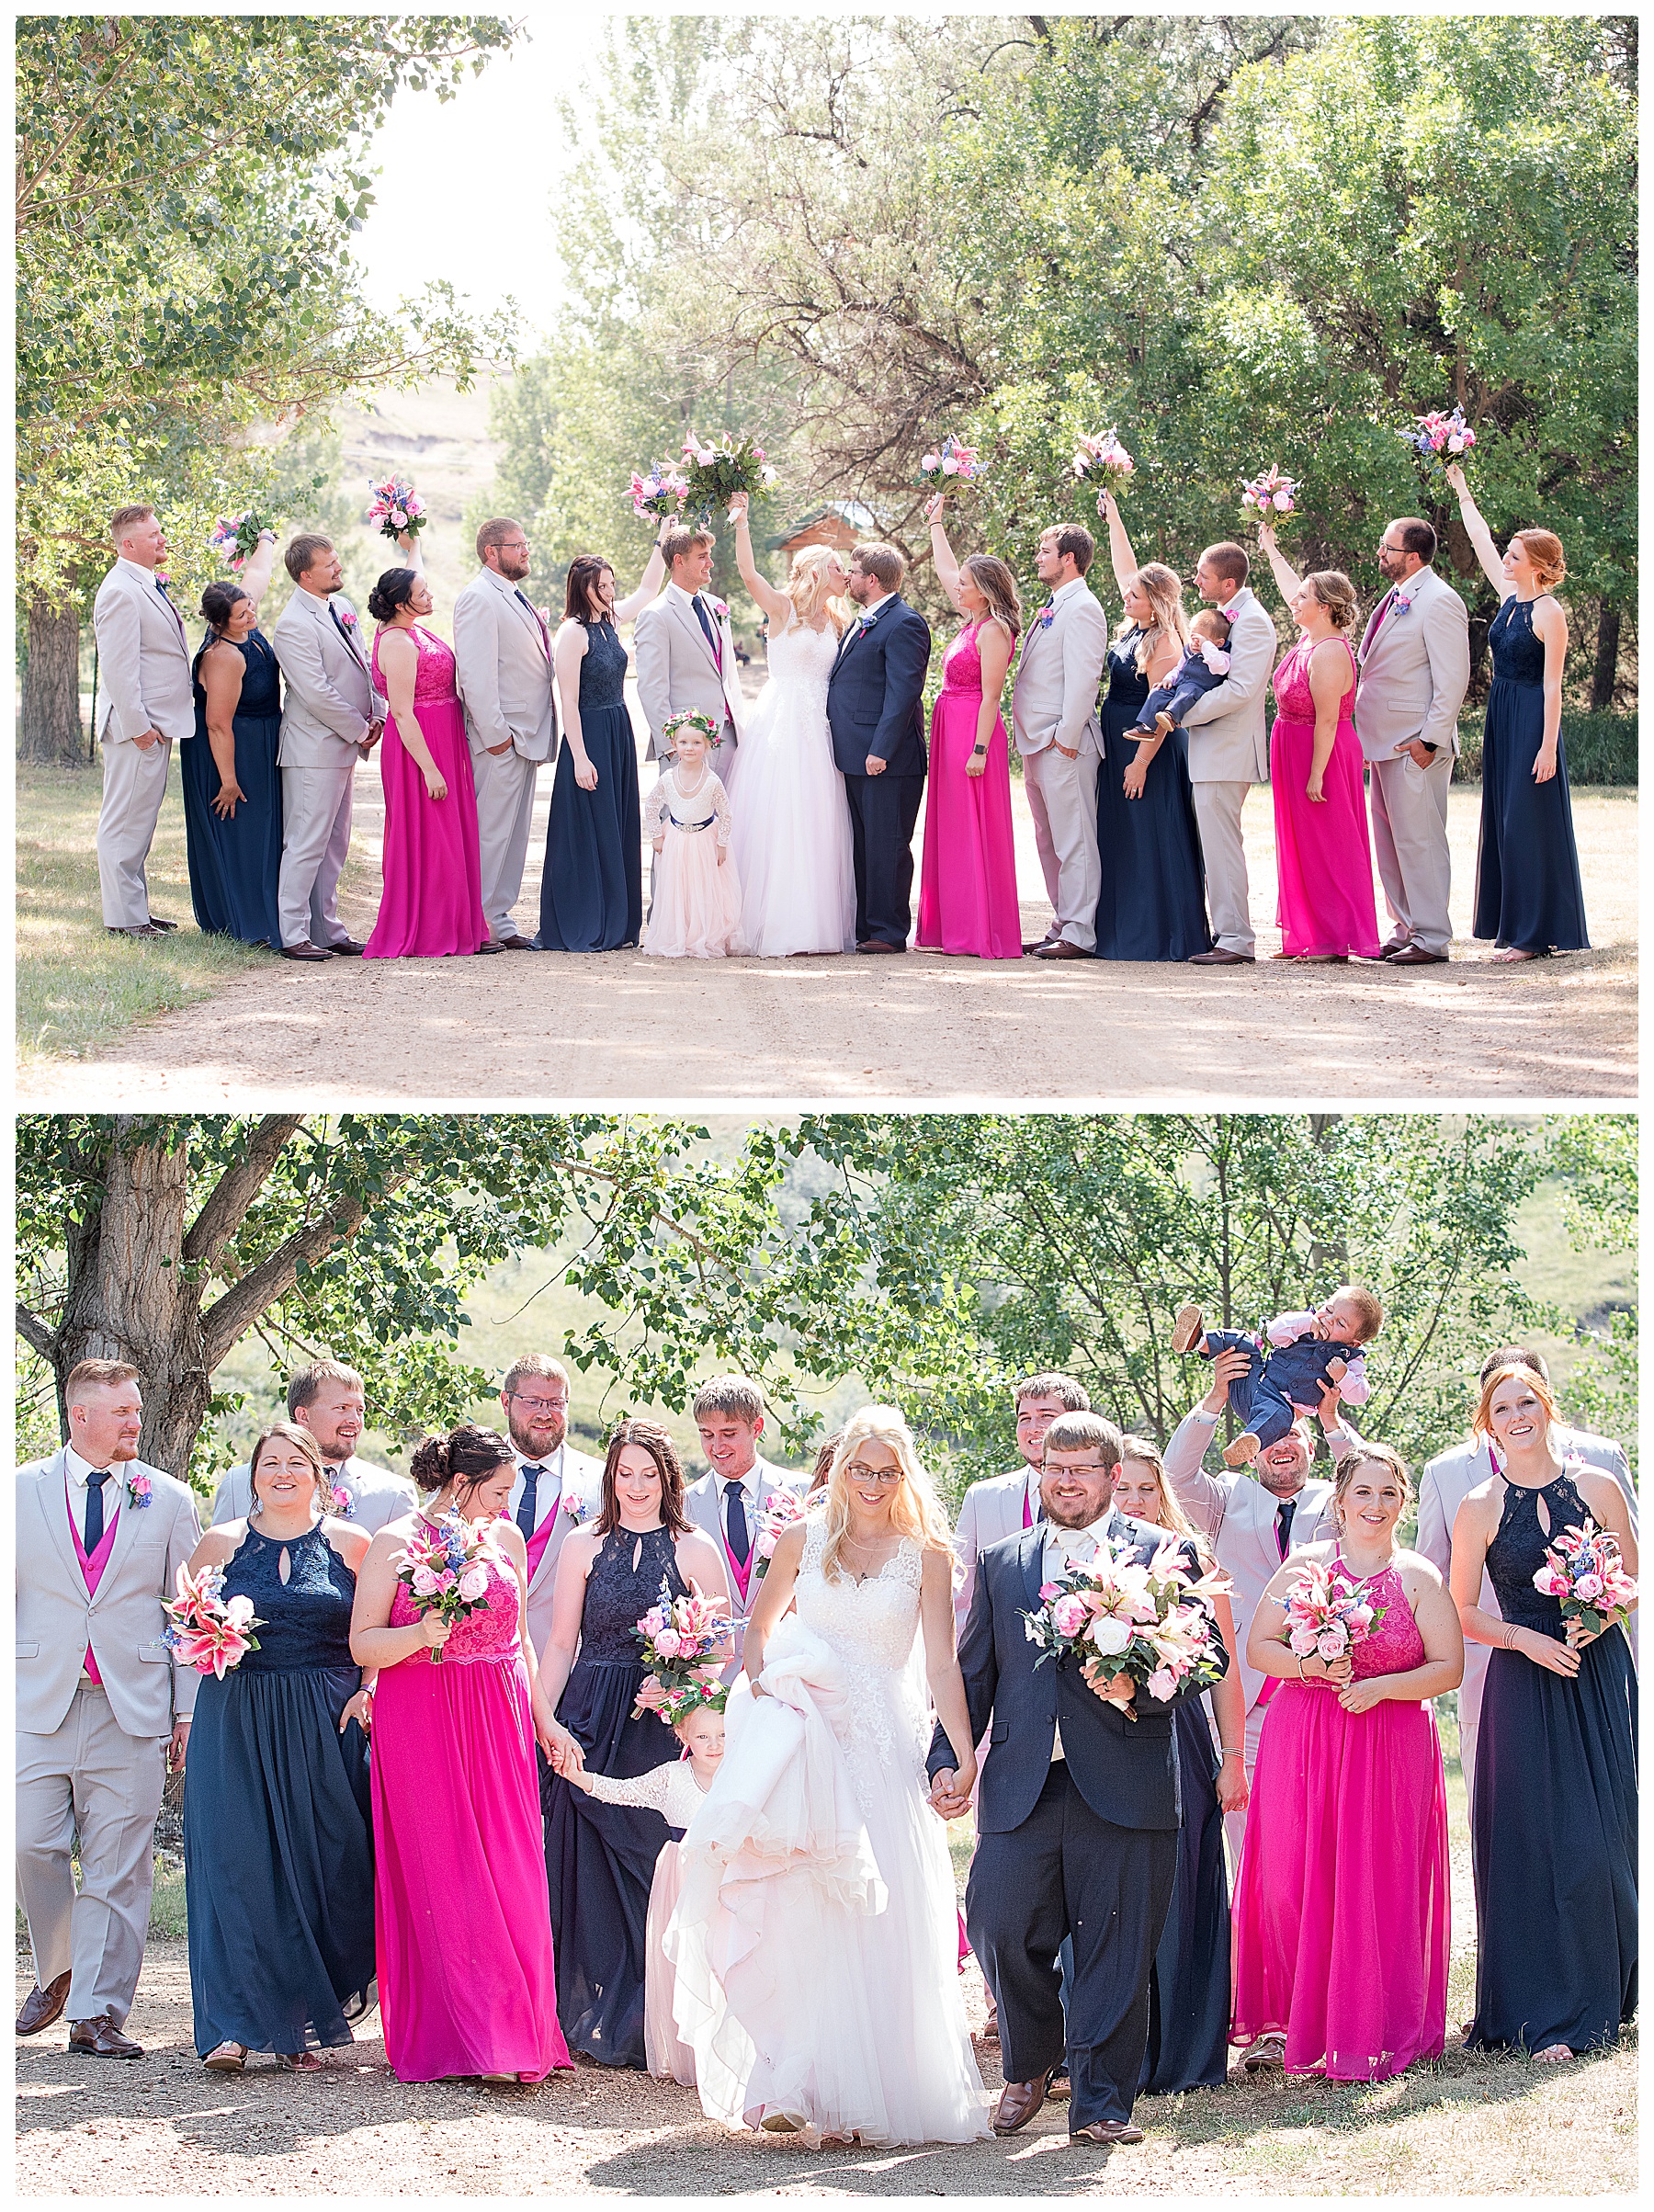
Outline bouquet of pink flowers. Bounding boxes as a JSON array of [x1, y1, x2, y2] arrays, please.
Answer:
[[1022, 1535, 1230, 1719], [1532, 1516, 1637, 1639], [752, 1489, 809, 1582], [916, 433, 981, 493], [630, 460, 689, 521], [1401, 406, 1477, 477], [680, 432, 777, 517], [367, 475, 426, 543], [396, 1513, 493, 1662], [658, 1677, 731, 1728], [207, 510, 269, 572], [1282, 1557, 1385, 1665], [631, 1578, 730, 1716], [1240, 464, 1299, 520], [163, 1563, 265, 1679], [1071, 430, 1135, 512]]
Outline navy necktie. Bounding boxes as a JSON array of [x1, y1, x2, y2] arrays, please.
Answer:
[[515, 588, 549, 656], [516, 1463, 546, 1539], [1274, 1497, 1297, 1560], [692, 594, 722, 668], [84, 1469, 112, 1555], [724, 1480, 751, 1568], [153, 576, 186, 643]]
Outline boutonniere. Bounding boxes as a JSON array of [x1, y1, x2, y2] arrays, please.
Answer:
[[338, 607, 359, 631], [126, 1471, 153, 1509], [561, 1493, 590, 1525], [1036, 605, 1056, 630], [329, 1484, 356, 1520], [1390, 596, 1413, 618], [710, 598, 730, 624]]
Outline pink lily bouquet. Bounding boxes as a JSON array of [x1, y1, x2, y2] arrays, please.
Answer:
[[1023, 1536, 1230, 1719], [367, 475, 426, 543], [208, 510, 269, 572], [1240, 464, 1299, 522], [631, 1578, 731, 1718], [1071, 430, 1135, 512], [1532, 1516, 1637, 1639], [630, 460, 689, 521], [396, 1513, 493, 1662], [163, 1562, 265, 1679], [752, 1489, 809, 1582], [680, 432, 778, 517], [1282, 1557, 1385, 1667], [1402, 406, 1477, 479], [917, 433, 981, 495]]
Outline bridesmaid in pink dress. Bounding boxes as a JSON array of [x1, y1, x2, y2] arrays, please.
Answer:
[[1255, 529, 1380, 959], [1231, 1444, 1463, 2082], [916, 500, 1024, 959], [364, 541, 493, 959], [350, 1425, 572, 2085]]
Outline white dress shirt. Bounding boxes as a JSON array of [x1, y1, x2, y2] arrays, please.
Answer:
[[65, 1443, 125, 1533], [509, 1443, 569, 1535], [1042, 1514, 1109, 1761]]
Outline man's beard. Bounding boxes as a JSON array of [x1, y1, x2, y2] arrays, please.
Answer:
[[1042, 1488, 1111, 1529], [509, 1416, 565, 1458]]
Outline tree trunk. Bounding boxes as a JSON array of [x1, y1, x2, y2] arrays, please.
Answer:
[[19, 591, 87, 763], [1591, 602, 1622, 711]]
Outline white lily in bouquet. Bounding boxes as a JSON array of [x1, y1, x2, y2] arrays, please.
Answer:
[[1023, 1534, 1230, 1719]]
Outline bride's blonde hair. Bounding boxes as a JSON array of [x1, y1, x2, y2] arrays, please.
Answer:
[[782, 544, 848, 634], [818, 1404, 954, 1582]]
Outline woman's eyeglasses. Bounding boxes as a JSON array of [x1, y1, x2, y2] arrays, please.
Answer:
[[844, 1462, 904, 1487]]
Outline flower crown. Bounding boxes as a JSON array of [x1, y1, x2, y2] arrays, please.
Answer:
[[663, 709, 720, 747]]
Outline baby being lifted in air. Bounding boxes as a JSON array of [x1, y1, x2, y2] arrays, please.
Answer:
[[1172, 1284, 1383, 1469], [1123, 607, 1232, 744]]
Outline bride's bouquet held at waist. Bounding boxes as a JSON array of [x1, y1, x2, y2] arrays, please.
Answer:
[[632, 1580, 731, 1718], [1022, 1536, 1230, 1719], [163, 1562, 265, 1679], [396, 1513, 493, 1660], [1532, 1516, 1637, 1639], [1281, 1557, 1384, 1665]]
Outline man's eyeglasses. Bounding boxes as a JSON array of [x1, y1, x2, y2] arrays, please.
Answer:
[[844, 1461, 904, 1486], [507, 1392, 568, 1416]]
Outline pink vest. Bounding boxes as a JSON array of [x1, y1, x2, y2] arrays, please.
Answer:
[[1022, 1480, 1036, 1532], [67, 1481, 121, 1686], [524, 1512, 560, 1587]]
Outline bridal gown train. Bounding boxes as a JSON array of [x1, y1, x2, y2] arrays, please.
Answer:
[[665, 1520, 990, 2145], [729, 616, 857, 955]]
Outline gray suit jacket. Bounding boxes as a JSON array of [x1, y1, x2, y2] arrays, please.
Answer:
[[1416, 1426, 1637, 1734], [1010, 580, 1109, 760], [516, 1445, 606, 1662], [633, 585, 747, 761], [684, 1459, 810, 1670], [93, 560, 195, 744], [951, 1464, 1038, 1629], [272, 586, 382, 766], [209, 1454, 416, 1536], [16, 1449, 202, 1737], [452, 567, 559, 764], [1180, 585, 1275, 784], [1353, 565, 1472, 764]]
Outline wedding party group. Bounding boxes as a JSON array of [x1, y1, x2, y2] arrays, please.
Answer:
[[16, 1309, 1637, 2150], [88, 459, 1591, 970]]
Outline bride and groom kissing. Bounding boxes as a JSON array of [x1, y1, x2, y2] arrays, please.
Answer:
[[633, 496, 932, 957]]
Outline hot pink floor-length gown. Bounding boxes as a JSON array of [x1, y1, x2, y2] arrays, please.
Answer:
[[916, 621, 1023, 959], [1269, 635, 1380, 959], [365, 626, 489, 958]]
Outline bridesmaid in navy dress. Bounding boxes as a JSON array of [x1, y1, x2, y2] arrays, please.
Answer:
[[538, 532, 667, 952], [1092, 489, 1214, 961], [1450, 1363, 1637, 2059], [181, 1423, 375, 2070], [185, 532, 284, 947], [1444, 463, 1588, 959], [538, 1419, 732, 2066]]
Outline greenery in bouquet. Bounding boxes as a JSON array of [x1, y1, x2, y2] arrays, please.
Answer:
[[680, 432, 777, 518]]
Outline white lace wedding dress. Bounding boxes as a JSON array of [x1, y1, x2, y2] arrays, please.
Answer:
[[665, 1520, 989, 2145], [729, 615, 857, 955]]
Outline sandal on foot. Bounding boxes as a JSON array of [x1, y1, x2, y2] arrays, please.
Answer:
[[203, 2042, 247, 2071], [277, 2050, 323, 2071]]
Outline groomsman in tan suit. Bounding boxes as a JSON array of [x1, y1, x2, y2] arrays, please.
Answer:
[[633, 527, 747, 785], [951, 1372, 1091, 1629], [92, 505, 195, 937], [1182, 542, 1277, 965], [210, 1359, 415, 1533], [684, 1377, 809, 1672], [16, 1361, 201, 2058], [1011, 526, 1112, 958], [501, 1356, 605, 1663], [1354, 516, 1471, 964], [452, 518, 559, 949]]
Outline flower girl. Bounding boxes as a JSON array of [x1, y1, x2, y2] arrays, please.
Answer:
[[642, 712, 745, 957], [563, 1690, 726, 2083]]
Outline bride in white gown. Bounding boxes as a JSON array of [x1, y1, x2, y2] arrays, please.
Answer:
[[665, 1406, 990, 2147], [724, 493, 857, 955]]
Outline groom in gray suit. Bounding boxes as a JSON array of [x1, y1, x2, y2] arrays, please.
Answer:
[[270, 534, 384, 961], [16, 1360, 201, 2058], [633, 525, 747, 790], [1012, 524, 1112, 958], [453, 517, 558, 950], [91, 505, 195, 937], [1354, 517, 1471, 965], [1182, 541, 1277, 966]]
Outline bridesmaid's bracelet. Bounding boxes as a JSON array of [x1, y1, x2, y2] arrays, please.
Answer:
[[1219, 1744, 1244, 1757], [1503, 1623, 1522, 1649]]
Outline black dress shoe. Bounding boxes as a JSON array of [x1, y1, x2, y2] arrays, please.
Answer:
[[1187, 947, 1254, 966], [145, 915, 180, 931], [17, 1970, 72, 2036], [280, 940, 334, 962], [68, 2014, 143, 2059], [326, 936, 368, 957], [855, 938, 902, 954], [497, 934, 536, 951], [108, 924, 162, 940]]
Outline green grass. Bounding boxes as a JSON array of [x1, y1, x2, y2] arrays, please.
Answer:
[[1456, 708, 1637, 785]]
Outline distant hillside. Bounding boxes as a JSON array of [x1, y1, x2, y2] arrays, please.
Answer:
[[333, 379, 504, 633]]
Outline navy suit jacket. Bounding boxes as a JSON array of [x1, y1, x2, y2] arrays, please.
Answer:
[[827, 596, 931, 778], [927, 1513, 1226, 1836]]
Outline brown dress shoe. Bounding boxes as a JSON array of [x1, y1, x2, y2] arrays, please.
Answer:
[[1070, 2120, 1144, 2144], [1388, 944, 1448, 965], [1187, 947, 1254, 965], [855, 938, 902, 954], [145, 915, 180, 931], [279, 939, 334, 961], [68, 2014, 143, 2059], [1034, 937, 1091, 959], [108, 924, 163, 940], [1377, 936, 1411, 960], [991, 2069, 1055, 2136], [16, 1970, 72, 2036], [326, 936, 368, 957], [497, 934, 537, 951]]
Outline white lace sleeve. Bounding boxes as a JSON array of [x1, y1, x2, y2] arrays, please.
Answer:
[[710, 773, 732, 849], [643, 771, 672, 840], [577, 1764, 674, 1814]]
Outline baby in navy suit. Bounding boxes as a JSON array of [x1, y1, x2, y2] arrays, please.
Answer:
[[1173, 1285, 1382, 1469], [1123, 607, 1232, 743]]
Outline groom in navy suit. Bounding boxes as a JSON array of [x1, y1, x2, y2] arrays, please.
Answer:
[[826, 541, 932, 951], [928, 1412, 1226, 2145]]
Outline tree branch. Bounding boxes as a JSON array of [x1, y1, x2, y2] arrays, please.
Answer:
[[182, 1115, 307, 1271], [17, 1300, 58, 1365]]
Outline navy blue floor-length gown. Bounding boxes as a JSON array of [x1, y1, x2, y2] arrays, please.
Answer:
[[1471, 596, 1589, 953], [183, 629, 284, 947], [1093, 628, 1214, 961], [537, 618, 643, 951], [1140, 1695, 1231, 2092]]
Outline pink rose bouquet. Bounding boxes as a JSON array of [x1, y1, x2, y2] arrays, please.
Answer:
[[679, 432, 777, 518], [208, 510, 268, 572], [916, 433, 981, 494], [631, 1579, 731, 1717], [630, 461, 689, 521], [1532, 1515, 1637, 1639], [1240, 464, 1299, 520], [1402, 406, 1477, 478], [396, 1513, 493, 1662], [752, 1489, 808, 1582], [1282, 1558, 1385, 1669], [1071, 430, 1135, 512], [163, 1562, 265, 1679], [367, 475, 426, 543], [1022, 1536, 1230, 1719]]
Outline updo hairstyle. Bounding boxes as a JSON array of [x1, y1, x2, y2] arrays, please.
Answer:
[[200, 581, 249, 633], [368, 568, 419, 624], [1512, 528, 1567, 590], [411, 1422, 515, 1503], [1302, 570, 1359, 630]]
